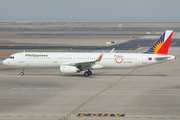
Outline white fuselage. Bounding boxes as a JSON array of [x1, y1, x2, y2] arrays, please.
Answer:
[[3, 52, 175, 69]]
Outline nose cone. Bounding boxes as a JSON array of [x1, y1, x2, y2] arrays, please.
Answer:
[[2, 59, 8, 66]]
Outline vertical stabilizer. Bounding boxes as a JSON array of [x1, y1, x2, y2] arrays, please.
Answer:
[[145, 30, 173, 55]]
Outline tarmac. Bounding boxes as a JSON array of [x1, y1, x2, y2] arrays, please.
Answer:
[[0, 48, 180, 120]]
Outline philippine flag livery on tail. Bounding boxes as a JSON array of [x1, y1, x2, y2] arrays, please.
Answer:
[[145, 30, 173, 55]]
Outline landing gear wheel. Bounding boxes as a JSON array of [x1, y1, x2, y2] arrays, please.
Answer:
[[20, 68, 25, 76], [20, 72, 24, 76], [84, 72, 89, 77], [88, 71, 92, 75]]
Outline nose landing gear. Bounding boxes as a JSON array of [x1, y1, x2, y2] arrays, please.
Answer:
[[20, 68, 25, 76]]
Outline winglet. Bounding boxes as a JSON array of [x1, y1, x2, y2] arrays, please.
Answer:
[[96, 52, 104, 61], [144, 30, 173, 55]]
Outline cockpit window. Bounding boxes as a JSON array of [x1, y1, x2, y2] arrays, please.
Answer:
[[8, 56, 14, 59]]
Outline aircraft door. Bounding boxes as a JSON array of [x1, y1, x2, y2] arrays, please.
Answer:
[[53, 55, 58, 63], [142, 55, 147, 64], [19, 54, 24, 63]]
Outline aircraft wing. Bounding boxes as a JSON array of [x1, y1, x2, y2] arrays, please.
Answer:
[[61, 53, 104, 70]]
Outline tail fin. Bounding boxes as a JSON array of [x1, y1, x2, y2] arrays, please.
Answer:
[[145, 30, 173, 55]]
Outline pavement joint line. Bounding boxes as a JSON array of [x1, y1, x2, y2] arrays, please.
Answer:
[[123, 117, 180, 119], [172, 39, 180, 45], [129, 46, 139, 51], [0, 116, 63, 117], [67, 68, 137, 117], [148, 41, 156, 46]]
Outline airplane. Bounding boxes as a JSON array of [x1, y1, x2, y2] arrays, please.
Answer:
[[3, 30, 175, 77]]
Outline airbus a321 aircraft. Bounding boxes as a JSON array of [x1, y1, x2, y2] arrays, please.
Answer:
[[3, 30, 175, 77]]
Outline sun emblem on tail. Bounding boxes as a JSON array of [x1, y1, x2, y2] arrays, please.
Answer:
[[151, 37, 164, 54]]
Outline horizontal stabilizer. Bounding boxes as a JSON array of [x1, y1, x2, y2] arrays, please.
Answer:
[[155, 55, 176, 61]]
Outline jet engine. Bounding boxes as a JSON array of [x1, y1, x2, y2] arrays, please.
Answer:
[[60, 65, 80, 73]]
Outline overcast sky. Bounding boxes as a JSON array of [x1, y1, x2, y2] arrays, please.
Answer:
[[0, 0, 180, 21]]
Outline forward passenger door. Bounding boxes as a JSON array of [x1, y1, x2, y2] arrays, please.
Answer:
[[19, 54, 24, 63], [53, 55, 58, 63]]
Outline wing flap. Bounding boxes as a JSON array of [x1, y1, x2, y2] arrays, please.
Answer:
[[60, 53, 104, 70]]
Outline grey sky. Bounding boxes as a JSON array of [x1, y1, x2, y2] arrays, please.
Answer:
[[0, 0, 180, 21]]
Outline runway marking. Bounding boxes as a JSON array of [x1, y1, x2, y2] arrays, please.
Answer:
[[67, 68, 137, 117], [12, 88, 60, 90], [76, 113, 126, 117], [75, 114, 180, 119]]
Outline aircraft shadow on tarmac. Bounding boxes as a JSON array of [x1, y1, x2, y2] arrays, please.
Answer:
[[87, 72, 167, 77], [5, 73, 167, 77]]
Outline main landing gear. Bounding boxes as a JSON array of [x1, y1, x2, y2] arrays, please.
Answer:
[[20, 68, 25, 76], [84, 70, 92, 77]]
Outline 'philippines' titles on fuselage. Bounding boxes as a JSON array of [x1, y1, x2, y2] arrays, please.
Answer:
[[3, 30, 176, 77], [25, 54, 48, 57]]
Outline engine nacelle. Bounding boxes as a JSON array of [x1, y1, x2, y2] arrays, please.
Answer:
[[60, 65, 80, 73]]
